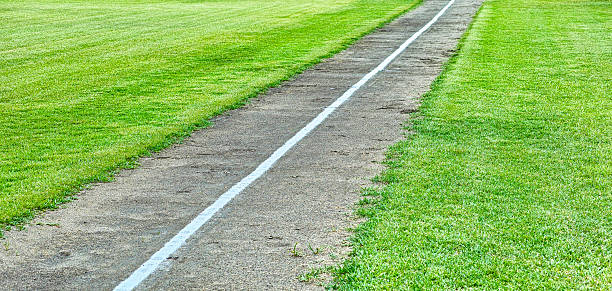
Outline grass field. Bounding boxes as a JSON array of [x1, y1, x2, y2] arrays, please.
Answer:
[[333, 0, 611, 289], [0, 0, 421, 227]]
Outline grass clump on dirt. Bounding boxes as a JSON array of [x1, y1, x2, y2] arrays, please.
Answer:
[[0, 0, 421, 227], [333, 0, 611, 289]]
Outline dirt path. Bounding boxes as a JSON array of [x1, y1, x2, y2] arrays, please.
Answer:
[[0, 0, 482, 289]]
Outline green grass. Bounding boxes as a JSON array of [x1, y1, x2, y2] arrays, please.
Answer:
[[333, 0, 611, 289], [0, 0, 421, 227]]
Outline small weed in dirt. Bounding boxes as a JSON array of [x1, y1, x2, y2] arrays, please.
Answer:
[[308, 243, 320, 255], [290, 242, 303, 257], [299, 267, 324, 282]]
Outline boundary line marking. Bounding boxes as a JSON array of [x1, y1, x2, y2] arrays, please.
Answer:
[[114, 0, 455, 289]]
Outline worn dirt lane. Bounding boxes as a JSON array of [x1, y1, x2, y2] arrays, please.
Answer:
[[0, 0, 482, 289]]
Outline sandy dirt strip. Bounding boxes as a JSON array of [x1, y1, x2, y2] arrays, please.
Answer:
[[0, 0, 482, 289]]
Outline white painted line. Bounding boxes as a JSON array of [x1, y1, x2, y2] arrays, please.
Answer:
[[114, 0, 455, 289]]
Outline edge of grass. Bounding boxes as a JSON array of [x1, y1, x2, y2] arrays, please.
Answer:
[[329, 2, 484, 287], [1, 0, 423, 236]]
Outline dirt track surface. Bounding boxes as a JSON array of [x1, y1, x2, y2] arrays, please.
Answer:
[[0, 0, 482, 289]]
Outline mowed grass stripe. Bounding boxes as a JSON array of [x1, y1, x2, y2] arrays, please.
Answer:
[[0, 0, 421, 227], [333, 0, 611, 289]]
